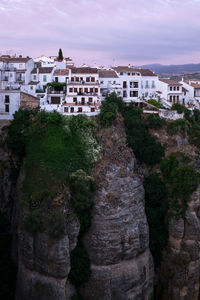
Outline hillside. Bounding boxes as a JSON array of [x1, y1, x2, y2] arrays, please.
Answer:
[[1, 96, 200, 299]]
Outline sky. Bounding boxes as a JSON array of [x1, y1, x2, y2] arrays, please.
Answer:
[[0, 0, 200, 66]]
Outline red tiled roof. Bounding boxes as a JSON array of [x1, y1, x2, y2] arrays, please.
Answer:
[[54, 69, 69, 76]]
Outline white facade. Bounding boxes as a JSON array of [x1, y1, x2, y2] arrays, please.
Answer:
[[157, 79, 185, 107], [99, 69, 122, 98], [0, 56, 34, 90], [113, 66, 159, 103], [0, 90, 20, 119]]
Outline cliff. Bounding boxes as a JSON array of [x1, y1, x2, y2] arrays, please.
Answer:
[[0, 112, 153, 300], [1, 102, 200, 300]]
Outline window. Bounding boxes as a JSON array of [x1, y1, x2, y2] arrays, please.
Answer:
[[173, 96, 176, 102], [85, 88, 88, 93], [128, 73, 130, 76], [152, 81, 155, 88], [71, 107, 74, 113], [10, 73, 13, 78], [88, 97, 93, 102], [91, 77, 95, 82], [64, 107, 68, 113], [90, 88, 93, 93], [33, 75, 37, 80], [170, 86, 173, 91], [76, 77, 79, 82], [30, 86, 33, 90], [173, 86, 176, 91], [71, 77, 74, 82], [91, 107, 95, 112], [5, 104, 9, 113], [100, 81, 104, 84], [51, 97, 60, 104], [55, 77, 58, 83], [130, 91, 138, 97], [120, 72, 123, 75], [177, 86, 179, 91], [134, 82, 138, 88], [86, 77, 90, 82], [177, 96, 179, 103], [69, 88, 73, 93], [81, 97, 85, 104], [5, 95, 9, 103], [78, 107, 82, 112], [73, 97, 77, 102], [123, 91, 127, 97], [43, 75, 47, 82], [170, 95, 172, 102], [74, 88, 78, 92], [123, 81, 127, 88], [95, 88, 98, 93]]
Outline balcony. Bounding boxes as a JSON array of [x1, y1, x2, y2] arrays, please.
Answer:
[[68, 81, 99, 86], [2, 66, 17, 72]]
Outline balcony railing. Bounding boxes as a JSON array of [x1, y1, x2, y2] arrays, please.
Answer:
[[68, 81, 99, 85]]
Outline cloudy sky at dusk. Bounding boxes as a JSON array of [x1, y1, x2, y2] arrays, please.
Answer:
[[0, 0, 200, 66]]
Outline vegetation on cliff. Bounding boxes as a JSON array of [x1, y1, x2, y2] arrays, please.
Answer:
[[7, 109, 100, 299], [100, 93, 165, 166]]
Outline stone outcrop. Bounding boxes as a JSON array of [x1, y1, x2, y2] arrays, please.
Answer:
[[82, 118, 154, 299], [158, 186, 200, 300], [0, 118, 154, 300]]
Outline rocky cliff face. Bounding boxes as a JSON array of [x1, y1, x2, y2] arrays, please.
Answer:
[[158, 186, 200, 300], [82, 118, 154, 299], [0, 118, 154, 300]]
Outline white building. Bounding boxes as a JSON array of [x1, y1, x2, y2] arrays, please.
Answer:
[[157, 79, 186, 108], [98, 69, 122, 98], [0, 55, 34, 90], [180, 79, 200, 108], [64, 67, 101, 115], [113, 66, 158, 103], [0, 90, 39, 120]]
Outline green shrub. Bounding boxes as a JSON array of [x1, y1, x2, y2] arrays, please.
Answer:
[[171, 103, 187, 114], [23, 210, 43, 235], [161, 153, 199, 218], [100, 92, 125, 126], [146, 114, 166, 129], [7, 109, 33, 158], [167, 118, 189, 136], [144, 174, 168, 267], [69, 241, 91, 287], [147, 99, 161, 108], [70, 169, 96, 234], [47, 212, 66, 238], [124, 104, 165, 166]]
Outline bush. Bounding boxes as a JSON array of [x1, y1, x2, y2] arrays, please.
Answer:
[[124, 104, 165, 166], [7, 109, 33, 158], [23, 210, 43, 235], [144, 174, 168, 267], [146, 114, 166, 130], [171, 103, 187, 114], [70, 170, 96, 234], [69, 241, 91, 287], [167, 119, 189, 136], [147, 99, 161, 108], [161, 153, 199, 218], [47, 212, 66, 238], [100, 92, 125, 126]]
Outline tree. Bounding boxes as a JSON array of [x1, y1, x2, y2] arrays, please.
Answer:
[[58, 48, 63, 61]]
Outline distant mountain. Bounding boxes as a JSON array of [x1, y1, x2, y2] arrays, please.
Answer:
[[139, 63, 200, 76]]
